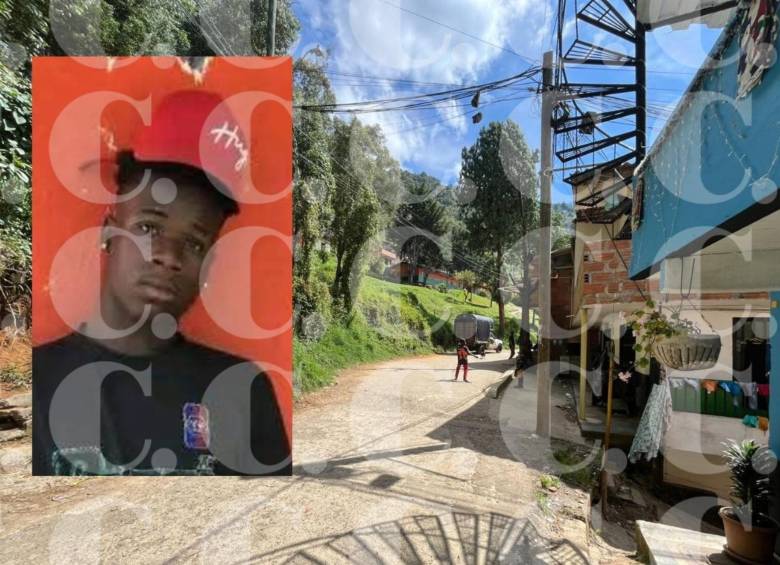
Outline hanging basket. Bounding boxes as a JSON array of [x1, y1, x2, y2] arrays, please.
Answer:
[[652, 334, 721, 371]]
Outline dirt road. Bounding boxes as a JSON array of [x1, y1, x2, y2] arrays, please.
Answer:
[[0, 353, 608, 563]]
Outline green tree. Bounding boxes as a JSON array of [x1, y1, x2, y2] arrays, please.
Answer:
[[0, 1, 41, 325], [39, 0, 299, 57], [454, 270, 476, 303], [293, 51, 336, 325], [393, 171, 449, 285], [178, 0, 300, 56], [552, 202, 574, 251], [329, 119, 383, 310], [459, 120, 538, 337]]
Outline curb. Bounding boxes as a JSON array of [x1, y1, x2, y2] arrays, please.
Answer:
[[492, 369, 515, 399]]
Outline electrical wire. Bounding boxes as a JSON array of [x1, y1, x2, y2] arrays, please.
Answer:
[[375, 0, 540, 66], [297, 68, 541, 114]]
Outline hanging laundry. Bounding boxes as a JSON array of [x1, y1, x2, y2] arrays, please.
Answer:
[[743, 414, 759, 428], [669, 377, 685, 389], [719, 381, 743, 407], [758, 416, 769, 432], [701, 380, 718, 394], [757, 384, 770, 397], [629, 379, 673, 463], [586, 369, 602, 398], [738, 382, 758, 410]]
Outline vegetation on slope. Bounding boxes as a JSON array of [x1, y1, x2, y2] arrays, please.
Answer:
[[293, 272, 520, 395]]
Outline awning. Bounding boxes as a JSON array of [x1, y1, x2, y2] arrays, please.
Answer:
[[637, 0, 737, 30]]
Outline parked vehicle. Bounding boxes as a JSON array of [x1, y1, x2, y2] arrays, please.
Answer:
[[488, 332, 503, 353], [454, 314, 501, 355]]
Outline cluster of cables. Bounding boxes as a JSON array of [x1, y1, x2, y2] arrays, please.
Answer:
[[295, 67, 541, 122]]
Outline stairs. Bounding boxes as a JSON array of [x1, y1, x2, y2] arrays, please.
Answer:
[[555, 0, 642, 196]]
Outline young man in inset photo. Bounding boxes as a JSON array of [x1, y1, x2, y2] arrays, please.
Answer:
[[33, 89, 291, 476]]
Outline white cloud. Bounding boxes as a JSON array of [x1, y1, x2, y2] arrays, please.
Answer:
[[332, 0, 541, 83], [296, 0, 551, 183]]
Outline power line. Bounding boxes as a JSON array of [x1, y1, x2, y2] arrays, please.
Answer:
[[325, 71, 465, 89], [375, 0, 540, 66], [382, 94, 536, 135], [297, 68, 540, 114]]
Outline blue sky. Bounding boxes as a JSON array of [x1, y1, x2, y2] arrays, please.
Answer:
[[289, 0, 725, 203]]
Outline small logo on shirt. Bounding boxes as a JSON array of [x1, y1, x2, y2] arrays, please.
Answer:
[[183, 402, 211, 450], [209, 121, 249, 171]]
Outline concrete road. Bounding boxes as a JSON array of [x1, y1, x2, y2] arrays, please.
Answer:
[[0, 353, 599, 564]]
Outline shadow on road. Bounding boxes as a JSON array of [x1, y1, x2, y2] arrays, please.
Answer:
[[242, 511, 589, 564], [426, 375, 598, 482]]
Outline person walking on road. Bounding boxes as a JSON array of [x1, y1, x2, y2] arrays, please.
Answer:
[[454, 339, 474, 383], [509, 331, 516, 359]]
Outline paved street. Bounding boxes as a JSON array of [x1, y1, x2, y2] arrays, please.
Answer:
[[0, 353, 604, 564]]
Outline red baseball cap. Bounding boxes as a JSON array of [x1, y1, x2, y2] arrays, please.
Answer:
[[132, 90, 247, 204]]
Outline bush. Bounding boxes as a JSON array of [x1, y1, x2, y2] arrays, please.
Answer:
[[0, 332, 31, 388], [437, 284, 448, 294]]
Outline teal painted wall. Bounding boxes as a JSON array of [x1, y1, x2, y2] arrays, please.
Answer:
[[629, 16, 780, 278]]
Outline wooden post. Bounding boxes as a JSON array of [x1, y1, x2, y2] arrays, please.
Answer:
[[579, 309, 588, 420], [601, 343, 615, 517]]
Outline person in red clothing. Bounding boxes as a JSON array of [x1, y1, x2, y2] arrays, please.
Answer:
[[453, 339, 474, 383]]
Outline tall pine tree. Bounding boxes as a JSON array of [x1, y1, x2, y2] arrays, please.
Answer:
[[459, 120, 538, 337]]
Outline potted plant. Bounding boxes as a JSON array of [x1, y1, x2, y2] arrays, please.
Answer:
[[628, 300, 721, 371], [719, 439, 778, 563]]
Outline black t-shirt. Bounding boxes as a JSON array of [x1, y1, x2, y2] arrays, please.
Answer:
[[33, 332, 291, 476]]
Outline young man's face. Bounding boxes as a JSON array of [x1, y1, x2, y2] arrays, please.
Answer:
[[103, 170, 228, 324]]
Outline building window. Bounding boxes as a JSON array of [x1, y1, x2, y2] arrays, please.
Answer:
[[584, 273, 590, 283]]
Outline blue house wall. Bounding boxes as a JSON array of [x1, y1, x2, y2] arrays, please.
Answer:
[[629, 15, 780, 280], [626, 9, 780, 525]]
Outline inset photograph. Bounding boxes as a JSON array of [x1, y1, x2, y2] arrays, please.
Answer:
[[31, 57, 292, 476]]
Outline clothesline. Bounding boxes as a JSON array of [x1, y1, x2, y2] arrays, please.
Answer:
[[669, 376, 770, 404]]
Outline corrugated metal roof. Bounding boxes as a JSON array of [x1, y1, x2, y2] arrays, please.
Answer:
[[637, 0, 736, 29]]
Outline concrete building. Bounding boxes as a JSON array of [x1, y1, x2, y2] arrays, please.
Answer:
[[628, 1, 779, 510]]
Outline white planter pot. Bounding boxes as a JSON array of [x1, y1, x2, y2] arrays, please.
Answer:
[[652, 334, 721, 371]]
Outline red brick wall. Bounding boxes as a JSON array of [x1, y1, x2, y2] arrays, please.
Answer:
[[579, 238, 767, 308], [582, 239, 649, 306], [551, 268, 573, 333]]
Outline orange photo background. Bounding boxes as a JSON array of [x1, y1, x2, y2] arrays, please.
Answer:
[[32, 57, 293, 437]]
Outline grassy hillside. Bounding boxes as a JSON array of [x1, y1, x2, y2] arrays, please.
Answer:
[[294, 276, 510, 395]]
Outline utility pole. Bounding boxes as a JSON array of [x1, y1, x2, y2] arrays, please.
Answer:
[[536, 51, 554, 437], [636, 23, 647, 161], [267, 0, 278, 56]]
